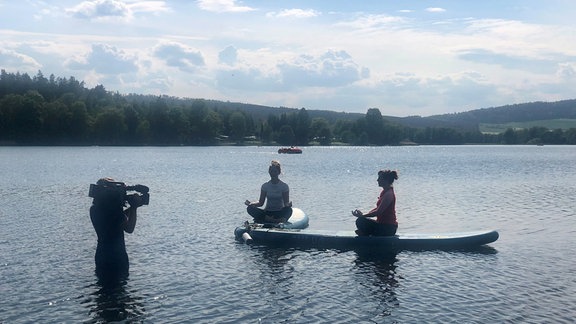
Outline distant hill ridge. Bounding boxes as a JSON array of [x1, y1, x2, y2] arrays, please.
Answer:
[[383, 99, 576, 130], [186, 98, 576, 131]]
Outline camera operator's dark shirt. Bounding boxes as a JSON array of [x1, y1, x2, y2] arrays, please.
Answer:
[[90, 204, 129, 278]]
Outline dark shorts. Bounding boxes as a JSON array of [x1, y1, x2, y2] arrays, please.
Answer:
[[355, 217, 398, 236], [247, 205, 292, 223]]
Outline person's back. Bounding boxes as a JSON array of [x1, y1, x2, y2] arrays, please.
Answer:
[[375, 187, 397, 226], [90, 203, 129, 279]]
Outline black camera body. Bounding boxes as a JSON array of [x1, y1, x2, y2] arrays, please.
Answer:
[[89, 181, 150, 206]]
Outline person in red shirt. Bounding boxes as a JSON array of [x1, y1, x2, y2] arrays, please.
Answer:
[[352, 170, 399, 236]]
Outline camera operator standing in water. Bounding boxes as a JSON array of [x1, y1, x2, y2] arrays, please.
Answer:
[[89, 178, 149, 282]]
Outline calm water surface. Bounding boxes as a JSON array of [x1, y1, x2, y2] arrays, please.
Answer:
[[1, 146, 575, 323]]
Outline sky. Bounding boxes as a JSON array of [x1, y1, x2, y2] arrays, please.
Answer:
[[1, 1, 576, 117]]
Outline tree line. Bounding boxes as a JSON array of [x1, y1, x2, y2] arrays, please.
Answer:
[[1, 70, 576, 146]]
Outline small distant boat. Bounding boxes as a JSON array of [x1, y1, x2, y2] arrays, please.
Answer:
[[278, 146, 302, 154]]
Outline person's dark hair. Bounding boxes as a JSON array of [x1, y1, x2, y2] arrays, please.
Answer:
[[378, 170, 398, 184]]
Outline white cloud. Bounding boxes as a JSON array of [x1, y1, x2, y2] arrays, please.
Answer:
[[426, 7, 446, 13], [0, 49, 42, 72], [2, 1, 576, 115], [335, 14, 406, 30], [67, 0, 130, 20], [66, 44, 138, 74], [278, 50, 368, 88], [556, 62, 576, 80], [128, 1, 170, 14], [66, 0, 169, 21], [457, 49, 562, 74], [212, 49, 368, 97], [153, 42, 205, 72], [266, 9, 320, 19], [218, 46, 238, 66], [197, 0, 255, 13]]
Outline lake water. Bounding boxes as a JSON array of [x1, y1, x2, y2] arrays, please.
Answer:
[[1, 145, 575, 323]]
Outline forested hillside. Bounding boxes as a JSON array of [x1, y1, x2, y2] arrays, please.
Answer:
[[1, 70, 575, 146], [388, 100, 576, 131], [430, 100, 576, 125]]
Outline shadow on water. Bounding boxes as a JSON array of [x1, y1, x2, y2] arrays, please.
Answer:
[[352, 249, 400, 320], [239, 244, 311, 323], [251, 245, 296, 269], [235, 240, 499, 322], [81, 273, 146, 323], [434, 245, 499, 255], [347, 245, 498, 321]]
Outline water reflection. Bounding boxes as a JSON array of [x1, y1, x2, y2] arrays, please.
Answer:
[[353, 250, 400, 319], [254, 246, 296, 271], [244, 246, 303, 322], [447, 245, 499, 255], [82, 275, 146, 323], [250, 245, 298, 294]]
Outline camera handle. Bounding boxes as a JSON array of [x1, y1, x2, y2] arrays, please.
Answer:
[[126, 184, 149, 193]]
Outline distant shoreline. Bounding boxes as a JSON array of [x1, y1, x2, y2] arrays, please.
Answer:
[[1, 142, 565, 147]]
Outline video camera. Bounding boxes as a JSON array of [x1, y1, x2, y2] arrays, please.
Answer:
[[89, 181, 150, 206]]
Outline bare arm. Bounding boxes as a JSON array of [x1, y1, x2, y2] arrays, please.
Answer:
[[282, 190, 292, 207], [123, 206, 137, 233], [245, 189, 266, 207], [123, 194, 145, 233]]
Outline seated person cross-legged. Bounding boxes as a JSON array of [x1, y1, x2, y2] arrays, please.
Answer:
[[245, 160, 292, 224], [352, 170, 399, 237]]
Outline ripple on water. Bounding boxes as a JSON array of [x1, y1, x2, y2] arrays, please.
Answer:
[[2, 146, 575, 323]]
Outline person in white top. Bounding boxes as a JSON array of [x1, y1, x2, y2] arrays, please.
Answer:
[[245, 160, 292, 223]]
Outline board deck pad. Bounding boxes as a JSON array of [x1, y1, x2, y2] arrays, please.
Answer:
[[251, 207, 309, 229], [245, 227, 499, 251]]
